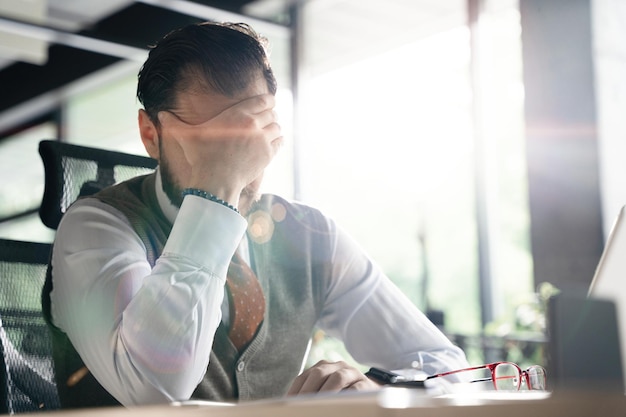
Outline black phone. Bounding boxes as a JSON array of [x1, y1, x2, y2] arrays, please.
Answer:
[[365, 367, 426, 388]]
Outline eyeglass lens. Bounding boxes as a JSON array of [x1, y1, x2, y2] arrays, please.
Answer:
[[429, 362, 547, 391], [494, 363, 521, 390], [526, 365, 547, 390]]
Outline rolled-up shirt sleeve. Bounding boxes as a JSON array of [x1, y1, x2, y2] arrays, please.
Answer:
[[316, 220, 469, 375], [49, 194, 247, 405]]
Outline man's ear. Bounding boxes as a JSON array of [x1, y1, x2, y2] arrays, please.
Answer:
[[138, 109, 160, 160]]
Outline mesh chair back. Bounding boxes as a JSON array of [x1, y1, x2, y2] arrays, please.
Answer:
[[0, 239, 59, 413], [38, 140, 157, 230]]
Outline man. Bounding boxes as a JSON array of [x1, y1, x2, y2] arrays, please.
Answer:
[[43, 22, 468, 408]]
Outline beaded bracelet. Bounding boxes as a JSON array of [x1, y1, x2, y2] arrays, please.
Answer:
[[182, 188, 239, 214]]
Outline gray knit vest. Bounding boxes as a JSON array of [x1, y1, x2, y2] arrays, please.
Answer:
[[43, 173, 330, 408]]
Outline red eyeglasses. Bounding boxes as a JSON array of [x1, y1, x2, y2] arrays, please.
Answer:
[[425, 361, 547, 391]]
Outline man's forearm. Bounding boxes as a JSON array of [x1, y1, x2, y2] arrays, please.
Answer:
[[50, 197, 246, 404]]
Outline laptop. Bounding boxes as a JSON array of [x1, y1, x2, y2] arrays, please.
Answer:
[[545, 205, 626, 393], [588, 205, 626, 379]]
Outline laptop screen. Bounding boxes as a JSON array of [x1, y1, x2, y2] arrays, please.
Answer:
[[587, 205, 626, 390]]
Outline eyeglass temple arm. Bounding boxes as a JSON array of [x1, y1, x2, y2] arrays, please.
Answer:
[[426, 366, 518, 386], [424, 364, 490, 380]]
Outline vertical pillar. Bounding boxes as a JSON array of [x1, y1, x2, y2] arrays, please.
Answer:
[[468, 0, 498, 328], [289, 4, 304, 201], [592, 0, 626, 233], [520, 0, 603, 292]]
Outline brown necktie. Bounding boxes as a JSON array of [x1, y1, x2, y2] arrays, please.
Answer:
[[226, 252, 266, 351]]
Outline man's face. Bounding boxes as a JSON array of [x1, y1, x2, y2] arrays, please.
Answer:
[[157, 75, 271, 214]]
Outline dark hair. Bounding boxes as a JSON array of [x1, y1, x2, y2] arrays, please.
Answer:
[[137, 22, 277, 124]]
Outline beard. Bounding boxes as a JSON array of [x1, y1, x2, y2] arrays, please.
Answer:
[[158, 139, 262, 215], [159, 148, 184, 208]]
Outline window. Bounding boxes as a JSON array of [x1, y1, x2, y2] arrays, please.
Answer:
[[300, 0, 533, 364], [300, 25, 480, 335], [0, 122, 57, 242]]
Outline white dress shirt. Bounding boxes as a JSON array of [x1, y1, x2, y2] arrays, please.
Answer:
[[49, 170, 468, 406]]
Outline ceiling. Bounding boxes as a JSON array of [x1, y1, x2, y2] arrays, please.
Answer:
[[0, 0, 293, 136], [0, 0, 467, 138], [0, 0, 467, 225]]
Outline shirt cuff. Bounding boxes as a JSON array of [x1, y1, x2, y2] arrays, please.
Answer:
[[163, 194, 247, 276]]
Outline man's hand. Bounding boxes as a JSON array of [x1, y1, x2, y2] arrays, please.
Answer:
[[157, 93, 282, 204], [287, 360, 381, 396]]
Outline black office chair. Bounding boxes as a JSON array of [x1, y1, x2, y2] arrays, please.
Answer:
[[0, 141, 155, 413], [38, 140, 158, 230], [0, 238, 59, 413]]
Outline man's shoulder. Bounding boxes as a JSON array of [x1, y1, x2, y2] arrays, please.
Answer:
[[94, 174, 151, 200], [66, 173, 161, 226], [253, 193, 334, 234], [83, 173, 156, 215], [256, 193, 325, 218]]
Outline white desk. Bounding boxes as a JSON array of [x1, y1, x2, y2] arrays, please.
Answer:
[[19, 389, 626, 417]]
